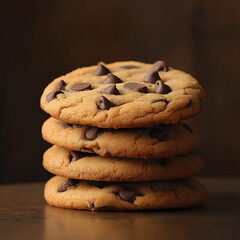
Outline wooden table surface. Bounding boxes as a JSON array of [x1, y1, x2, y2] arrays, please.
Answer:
[[1, 177, 240, 240]]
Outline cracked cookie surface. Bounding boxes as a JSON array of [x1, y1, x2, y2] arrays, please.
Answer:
[[44, 176, 207, 211], [42, 118, 201, 159], [40, 61, 205, 128], [43, 145, 204, 181]]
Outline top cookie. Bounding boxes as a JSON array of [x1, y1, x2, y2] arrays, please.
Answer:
[[40, 61, 205, 128]]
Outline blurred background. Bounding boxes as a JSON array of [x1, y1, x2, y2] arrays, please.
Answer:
[[1, 0, 239, 183]]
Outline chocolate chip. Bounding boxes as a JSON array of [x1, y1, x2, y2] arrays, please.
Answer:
[[124, 82, 148, 93], [46, 90, 63, 102], [103, 73, 122, 84], [57, 184, 68, 192], [70, 151, 85, 162], [72, 82, 91, 91], [121, 65, 140, 69], [152, 60, 168, 72], [119, 188, 139, 203], [93, 63, 111, 76], [56, 80, 66, 90], [152, 99, 169, 104], [57, 179, 79, 192], [97, 96, 115, 110], [60, 120, 73, 127], [67, 179, 79, 186], [155, 80, 171, 94], [149, 127, 168, 141], [100, 84, 119, 95], [143, 71, 161, 84], [85, 127, 100, 140]]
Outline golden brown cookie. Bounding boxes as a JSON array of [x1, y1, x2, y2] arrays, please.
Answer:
[[42, 118, 200, 159], [44, 176, 207, 211], [40, 61, 205, 128], [43, 145, 205, 181]]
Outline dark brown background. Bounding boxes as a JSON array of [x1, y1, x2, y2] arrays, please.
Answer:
[[1, 0, 240, 183]]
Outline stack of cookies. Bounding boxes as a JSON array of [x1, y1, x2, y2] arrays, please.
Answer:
[[40, 60, 207, 211]]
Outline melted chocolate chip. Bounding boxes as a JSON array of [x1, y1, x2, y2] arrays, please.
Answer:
[[85, 127, 100, 140], [149, 127, 168, 141], [100, 84, 119, 95], [97, 96, 115, 110], [143, 71, 161, 84], [67, 179, 79, 186], [46, 90, 63, 102], [57, 179, 79, 192], [103, 73, 122, 84], [119, 188, 139, 203], [155, 80, 171, 94], [70, 151, 87, 162], [60, 120, 73, 127], [124, 82, 148, 93], [56, 80, 66, 90], [57, 184, 68, 192], [152, 99, 169, 104], [121, 65, 140, 69], [93, 63, 111, 76], [152, 60, 168, 72], [72, 83, 91, 91]]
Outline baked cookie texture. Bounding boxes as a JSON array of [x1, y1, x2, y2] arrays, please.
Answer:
[[43, 145, 205, 182], [41, 60, 207, 211], [42, 117, 201, 159], [40, 61, 205, 128], [44, 176, 208, 211]]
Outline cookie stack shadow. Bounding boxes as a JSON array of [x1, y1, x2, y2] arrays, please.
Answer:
[[41, 60, 207, 211]]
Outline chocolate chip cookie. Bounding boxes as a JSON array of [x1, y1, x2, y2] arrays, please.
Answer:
[[44, 176, 207, 211], [43, 145, 205, 182], [42, 117, 200, 159], [40, 61, 205, 128]]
